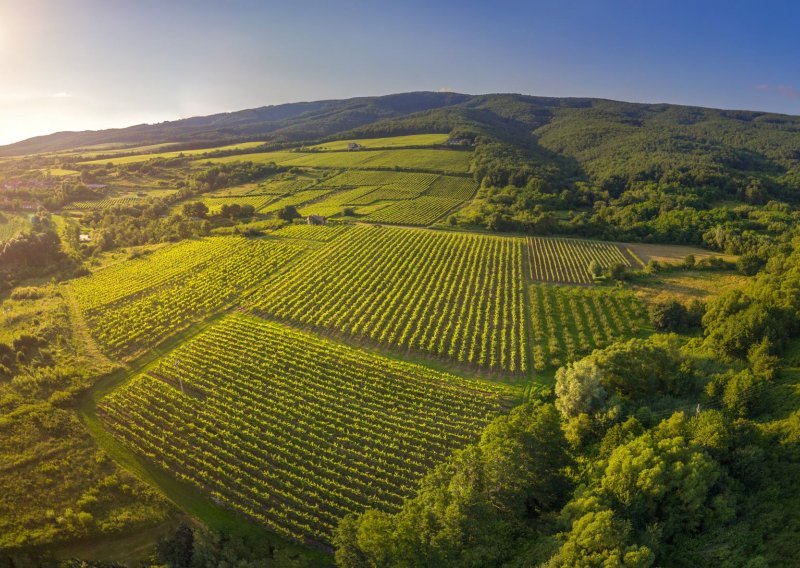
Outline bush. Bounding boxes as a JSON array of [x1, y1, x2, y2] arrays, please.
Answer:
[[10, 286, 46, 300], [650, 300, 688, 331], [589, 260, 604, 279], [278, 205, 301, 222], [737, 253, 764, 276], [606, 262, 628, 281]]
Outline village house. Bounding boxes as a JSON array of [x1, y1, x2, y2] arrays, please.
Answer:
[[306, 215, 326, 225], [347, 142, 363, 150]]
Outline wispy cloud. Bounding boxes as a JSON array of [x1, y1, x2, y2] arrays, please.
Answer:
[[52, 92, 71, 98], [436, 86, 454, 93], [775, 85, 800, 99], [754, 84, 800, 99]]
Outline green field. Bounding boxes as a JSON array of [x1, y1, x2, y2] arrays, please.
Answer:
[[250, 225, 528, 373], [257, 189, 332, 214], [45, 168, 81, 176], [270, 223, 353, 241], [202, 148, 472, 172], [198, 194, 277, 214], [322, 170, 439, 193], [529, 284, 648, 371], [80, 141, 266, 165], [70, 197, 147, 210], [362, 195, 462, 225], [97, 313, 515, 546], [0, 213, 29, 242], [297, 186, 382, 217], [527, 236, 632, 284], [70, 236, 304, 358], [308, 133, 450, 150], [295, 171, 475, 222]]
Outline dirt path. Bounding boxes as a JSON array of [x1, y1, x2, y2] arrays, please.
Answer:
[[60, 285, 116, 369]]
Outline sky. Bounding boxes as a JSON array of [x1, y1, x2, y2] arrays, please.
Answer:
[[0, 0, 799, 145]]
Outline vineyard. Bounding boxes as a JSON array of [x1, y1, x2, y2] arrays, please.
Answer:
[[529, 284, 648, 370], [426, 175, 476, 200], [70, 197, 145, 210], [270, 223, 352, 242], [204, 148, 472, 172], [200, 194, 277, 213], [70, 236, 304, 358], [297, 186, 382, 217], [250, 225, 528, 373], [322, 170, 438, 194], [97, 314, 515, 545], [292, 171, 475, 222], [362, 196, 462, 225], [308, 133, 450, 150], [80, 141, 266, 165], [257, 189, 333, 215], [527, 236, 632, 284]]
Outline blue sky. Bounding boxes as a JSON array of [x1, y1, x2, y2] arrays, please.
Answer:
[[0, 0, 798, 144]]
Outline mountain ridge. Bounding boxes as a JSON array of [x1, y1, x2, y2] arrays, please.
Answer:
[[4, 91, 799, 158]]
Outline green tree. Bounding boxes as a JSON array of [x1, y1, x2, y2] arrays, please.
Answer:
[[278, 205, 301, 222], [588, 259, 604, 279], [649, 299, 687, 331], [555, 359, 607, 418], [550, 509, 654, 567], [600, 417, 721, 540]]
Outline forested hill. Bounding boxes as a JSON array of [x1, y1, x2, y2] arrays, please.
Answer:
[[4, 91, 800, 195], [0, 92, 471, 156]]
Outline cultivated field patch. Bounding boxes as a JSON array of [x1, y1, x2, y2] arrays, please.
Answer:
[[98, 314, 516, 545], [527, 236, 631, 284], [529, 284, 648, 370], [250, 225, 528, 373], [70, 236, 304, 358]]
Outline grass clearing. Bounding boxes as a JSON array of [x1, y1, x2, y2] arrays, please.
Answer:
[[623, 242, 735, 265]]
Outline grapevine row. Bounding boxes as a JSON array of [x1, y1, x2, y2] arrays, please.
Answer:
[[249, 225, 528, 373], [98, 314, 515, 545]]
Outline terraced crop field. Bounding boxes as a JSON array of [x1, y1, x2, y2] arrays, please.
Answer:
[[70, 197, 145, 210], [308, 133, 450, 150], [70, 236, 304, 358], [98, 314, 515, 546], [527, 236, 631, 284], [79, 141, 266, 165], [258, 189, 333, 215], [297, 186, 382, 217], [529, 284, 648, 370], [270, 223, 352, 242], [323, 170, 438, 193], [362, 196, 462, 226], [426, 175, 476, 200], [259, 175, 323, 194], [200, 194, 276, 213], [204, 149, 472, 172], [250, 225, 528, 373]]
